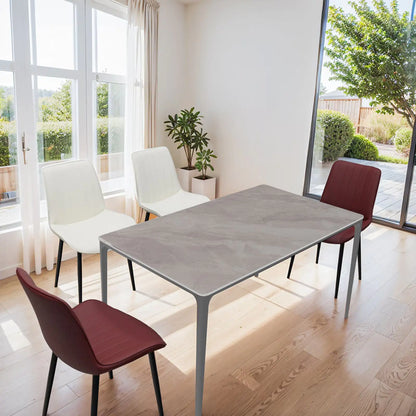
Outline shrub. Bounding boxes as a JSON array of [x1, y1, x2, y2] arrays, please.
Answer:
[[317, 110, 354, 162], [96, 117, 124, 155], [37, 121, 72, 161], [345, 134, 379, 161], [394, 127, 413, 156], [0, 121, 16, 167], [365, 112, 407, 144], [0, 117, 124, 166]]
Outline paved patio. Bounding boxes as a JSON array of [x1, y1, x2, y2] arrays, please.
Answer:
[[310, 157, 416, 223]]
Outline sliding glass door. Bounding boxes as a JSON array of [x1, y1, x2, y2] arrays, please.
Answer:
[[305, 0, 416, 231]]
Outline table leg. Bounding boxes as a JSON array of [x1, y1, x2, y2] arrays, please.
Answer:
[[195, 295, 211, 416], [344, 220, 362, 319], [100, 242, 108, 303]]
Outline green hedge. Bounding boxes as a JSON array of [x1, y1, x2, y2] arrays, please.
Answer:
[[0, 118, 124, 166], [96, 117, 124, 155], [345, 134, 379, 161], [0, 121, 16, 166], [37, 121, 72, 161], [317, 110, 354, 162], [394, 127, 412, 155]]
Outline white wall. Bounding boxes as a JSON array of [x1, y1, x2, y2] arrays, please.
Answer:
[[157, 0, 188, 168], [181, 0, 323, 196]]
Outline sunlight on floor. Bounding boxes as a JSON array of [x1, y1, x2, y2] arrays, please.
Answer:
[[1, 319, 31, 351], [158, 290, 286, 374], [365, 227, 389, 241]]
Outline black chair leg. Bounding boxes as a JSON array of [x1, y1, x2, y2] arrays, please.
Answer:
[[287, 256, 295, 279], [127, 259, 136, 291], [91, 375, 100, 416], [316, 242, 321, 264], [77, 252, 82, 304], [145, 211, 150, 221], [109, 370, 113, 379], [42, 353, 58, 416], [149, 352, 164, 416], [334, 243, 345, 299], [358, 237, 362, 281], [54, 239, 64, 287]]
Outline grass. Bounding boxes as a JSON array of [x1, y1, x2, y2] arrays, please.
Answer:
[[377, 154, 407, 164]]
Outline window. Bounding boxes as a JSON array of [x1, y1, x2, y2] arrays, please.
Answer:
[[305, 0, 416, 230], [0, 0, 128, 227]]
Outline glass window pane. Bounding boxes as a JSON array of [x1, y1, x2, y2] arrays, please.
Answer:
[[0, 71, 20, 226], [94, 10, 126, 75], [95, 82, 125, 186], [35, 77, 73, 162], [0, 0, 12, 61], [34, 0, 75, 69], [308, 0, 413, 223]]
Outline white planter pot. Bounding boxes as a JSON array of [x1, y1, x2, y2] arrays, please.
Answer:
[[192, 176, 216, 200], [176, 167, 199, 192]]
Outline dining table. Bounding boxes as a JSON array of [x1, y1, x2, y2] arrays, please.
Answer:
[[99, 184, 363, 416]]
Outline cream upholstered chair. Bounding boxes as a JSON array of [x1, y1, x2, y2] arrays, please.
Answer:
[[42, 160, 136, 303], [131, 146, 209, 220]]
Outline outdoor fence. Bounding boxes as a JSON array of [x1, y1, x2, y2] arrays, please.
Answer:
[[318, 98, 374, 134]]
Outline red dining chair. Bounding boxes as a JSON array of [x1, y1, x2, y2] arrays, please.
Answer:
[[287, 160, 381, 298], [16, 267, 166, 416]]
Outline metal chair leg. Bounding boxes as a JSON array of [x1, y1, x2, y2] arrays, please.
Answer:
[[42, 353, 58, 416], [77, 252, 82, 304], [358, 237, 362, 281], [109, 370, 113, 379], [145, 211, 150, 221], [127, 259, 136, 291], [287, 256, 295, 279], [91, 375, 100, 416], [316, 242, 321, 264], [149, 352, 164, 416], [334, 243, 345, 299], [54, 239, 64, 287]]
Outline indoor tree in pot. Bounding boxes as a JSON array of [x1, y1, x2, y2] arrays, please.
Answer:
[[191, 148, 217, 200], [164, 107, 210, 191]]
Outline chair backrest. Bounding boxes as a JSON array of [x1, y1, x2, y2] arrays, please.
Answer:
[[131, 147, 182, 204], [42, 160, 105, 226], [16, 268, 99, 374], [321, 160, 381, 222]]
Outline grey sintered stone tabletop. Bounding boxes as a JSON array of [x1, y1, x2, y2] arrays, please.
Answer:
[[100, 184, 363, 297]]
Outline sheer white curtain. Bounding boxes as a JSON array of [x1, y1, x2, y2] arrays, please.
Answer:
[[124, 0, 159, 220]]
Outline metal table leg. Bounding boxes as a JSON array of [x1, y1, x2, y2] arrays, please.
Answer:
[[344, 220, 362, 319], [195, 295, 212, 416], [100, 242, 108, 303]]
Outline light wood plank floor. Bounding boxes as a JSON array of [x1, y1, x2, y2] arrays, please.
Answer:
[[2, 223, 416, 415]]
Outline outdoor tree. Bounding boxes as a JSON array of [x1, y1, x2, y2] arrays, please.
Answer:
[[40, 81, 109, 121], [40, 81, 72, 122], [325, 0, 416, 128]]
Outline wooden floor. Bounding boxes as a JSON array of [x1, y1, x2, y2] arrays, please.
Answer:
[[2, 223, 416, 415]]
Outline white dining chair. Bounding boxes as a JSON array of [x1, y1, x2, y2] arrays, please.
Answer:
[[131, 146, 209, 220], [42, 160, 136, 303]]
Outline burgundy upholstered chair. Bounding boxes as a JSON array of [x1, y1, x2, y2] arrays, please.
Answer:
[[287, 160, 381, 298], [16, 268, 166, 416]]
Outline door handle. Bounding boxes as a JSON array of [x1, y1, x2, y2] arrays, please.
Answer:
[[22, 132, 31, 164]]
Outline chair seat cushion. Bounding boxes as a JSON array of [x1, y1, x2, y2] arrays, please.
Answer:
[[325, 218, 371, 244], [73, 300, 166, 372], [142, 189, 209, 217], [51, 210, 135, 254]]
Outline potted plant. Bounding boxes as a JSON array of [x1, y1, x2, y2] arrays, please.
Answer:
[[192, 148, 217, 200], [164, 107, 210, 191]]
